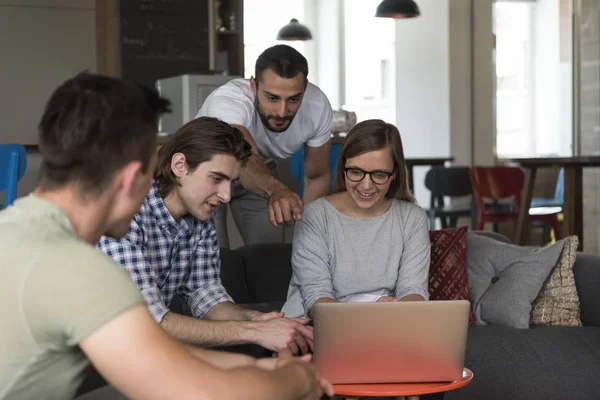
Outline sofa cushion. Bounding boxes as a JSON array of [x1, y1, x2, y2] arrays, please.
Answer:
[[429, 226, 474, 325], [445, 325, 600, 400], [531, 236, 581, 326], [574, 252, 600, 327], [219, 247, 250, 304], [234, 243, 293, 303], [466, 232, 564, 328]]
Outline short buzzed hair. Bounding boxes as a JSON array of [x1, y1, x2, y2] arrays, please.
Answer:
[[37, 72, 171, 195], [254, 44, 308, 85]]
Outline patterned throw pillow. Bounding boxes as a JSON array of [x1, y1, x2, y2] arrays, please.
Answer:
[[531, 236, 582, 327], [428, 226, 475, 325]]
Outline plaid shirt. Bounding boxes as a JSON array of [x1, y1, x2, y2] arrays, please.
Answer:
[[97, 181, 232, 322]]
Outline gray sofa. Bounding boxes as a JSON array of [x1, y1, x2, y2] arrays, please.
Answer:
[[218, 232, 600, 400]]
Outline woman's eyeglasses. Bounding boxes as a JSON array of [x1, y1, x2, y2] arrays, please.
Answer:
[[344, 167, 394, 185]]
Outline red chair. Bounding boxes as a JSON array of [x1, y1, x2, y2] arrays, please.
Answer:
[[470, 166, 561, 242]]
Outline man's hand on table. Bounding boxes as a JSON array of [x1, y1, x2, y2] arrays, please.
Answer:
[[247, 311, 314, 355], [255, 349, 335, 399]]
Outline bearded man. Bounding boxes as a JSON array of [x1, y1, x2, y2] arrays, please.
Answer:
[[196, 44, 333, 248]]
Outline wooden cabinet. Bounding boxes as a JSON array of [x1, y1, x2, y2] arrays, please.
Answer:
[[211, 0, 245, 76]]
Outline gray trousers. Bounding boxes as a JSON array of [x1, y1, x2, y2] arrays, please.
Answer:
[[216, 160, 285, 248]]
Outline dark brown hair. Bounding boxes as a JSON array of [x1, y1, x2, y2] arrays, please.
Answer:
[[255, 44, 308, 86], [37, 72, 171, 194], [333, 119, 415, 202], [155, 117, 252, 198]]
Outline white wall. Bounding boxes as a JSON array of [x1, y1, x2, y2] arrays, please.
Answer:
[[309, 0, 344, 108], [0, 0, 96, 146], [471, 0, 495, 166], [0, 0, 96, 198], [449, 0, 473, 167]]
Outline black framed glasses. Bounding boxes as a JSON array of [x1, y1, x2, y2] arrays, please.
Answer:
[[344, 167, 394, 185]]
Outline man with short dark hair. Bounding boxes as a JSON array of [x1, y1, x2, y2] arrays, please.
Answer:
[[0, 72, 331, 400], [97, 116, 314, 355], [197, 44, 333, 248]]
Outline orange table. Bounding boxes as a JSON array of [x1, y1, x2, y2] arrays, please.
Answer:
[[333, 368, 473, 399]]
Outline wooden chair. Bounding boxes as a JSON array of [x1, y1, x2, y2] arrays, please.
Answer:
[[469, 166, 561, 242], [424, 166, 473, 230]]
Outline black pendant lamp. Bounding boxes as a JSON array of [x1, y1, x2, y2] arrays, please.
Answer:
[[277, 18, 313, 41], [375, 0, 420, 19]]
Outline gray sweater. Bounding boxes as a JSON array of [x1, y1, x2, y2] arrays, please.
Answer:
[[281, 197, 431, 318]]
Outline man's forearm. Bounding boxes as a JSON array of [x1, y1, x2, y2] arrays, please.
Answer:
[[230, 124, 288, 199], [225, 362, 312, 400], [184, 344, 255, 370], [161, 311, 258, 347], [303, 172, 331, 204], [205, 301, 255, 322], [240, 153, 288, 199]]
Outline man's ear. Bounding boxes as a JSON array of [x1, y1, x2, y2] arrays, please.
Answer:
[[171, 153, 188, 178], [250, 76, 257, 94], [119, 161, 143, 194]]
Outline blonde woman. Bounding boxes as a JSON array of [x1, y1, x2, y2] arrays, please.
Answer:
[[282, 119, 431, 319]]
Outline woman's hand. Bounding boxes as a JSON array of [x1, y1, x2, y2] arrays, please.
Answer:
[[376, 296, 399, 302]]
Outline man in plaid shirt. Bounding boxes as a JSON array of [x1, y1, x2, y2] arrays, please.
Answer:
[[98, 117, 313, 355]]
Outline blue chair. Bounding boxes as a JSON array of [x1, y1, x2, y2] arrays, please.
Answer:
[[531, 168, 564, 208], [290, 143, 342, 198], [528, 168, 564, 243], [0, 144, 27, 208]]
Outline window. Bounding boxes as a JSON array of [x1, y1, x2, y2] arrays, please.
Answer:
[[494, 0, 573, 158], [343, 0, 396, 123], [243, 0, 306, 79]]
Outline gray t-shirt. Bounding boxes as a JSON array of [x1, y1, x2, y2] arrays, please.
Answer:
[[0, 195, 144, 400], [282, 197, 431, 318]]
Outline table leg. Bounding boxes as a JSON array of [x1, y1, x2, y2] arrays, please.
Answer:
[[562, 166, 584, 250], [515, 167, 537, 245]]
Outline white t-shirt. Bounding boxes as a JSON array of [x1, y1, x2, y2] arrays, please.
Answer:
[[196, 78, 333, 159]]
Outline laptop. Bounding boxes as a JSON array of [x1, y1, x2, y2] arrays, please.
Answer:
[[312, 300, 470, 384]]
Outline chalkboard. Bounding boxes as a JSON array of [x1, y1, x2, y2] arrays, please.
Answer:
[[119, 0, 210, 87]]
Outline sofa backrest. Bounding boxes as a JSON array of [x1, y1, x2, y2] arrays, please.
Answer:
[[232, 243, 293, 303], [220, 232, 514, 305], [219, 247, 251, 303], [220, 233, 600, 326], [220, 244, 293, 304]]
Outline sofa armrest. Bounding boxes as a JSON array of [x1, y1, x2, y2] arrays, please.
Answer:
[[574, 252, 600, 327]]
